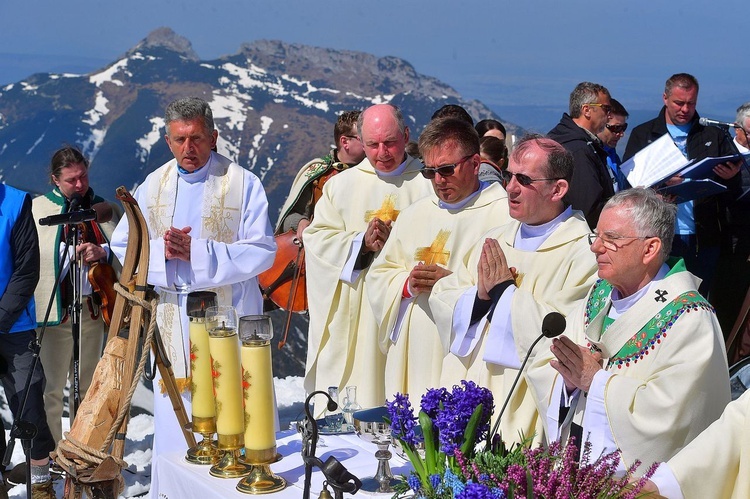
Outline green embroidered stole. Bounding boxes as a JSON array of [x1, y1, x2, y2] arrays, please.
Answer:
[[584, 265, 714, 369]]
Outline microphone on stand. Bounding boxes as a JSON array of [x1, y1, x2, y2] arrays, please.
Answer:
[[698, 117, 737, 129], [486, 311, 567, 447], [91, 202, 113, 223], [68, 193, 84, 212]]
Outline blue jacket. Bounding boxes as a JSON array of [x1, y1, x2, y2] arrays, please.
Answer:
[[0, 183, 39, 333]]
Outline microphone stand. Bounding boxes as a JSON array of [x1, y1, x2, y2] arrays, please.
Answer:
[[300, 391, 362, 499], [485, 332, 547, 450]]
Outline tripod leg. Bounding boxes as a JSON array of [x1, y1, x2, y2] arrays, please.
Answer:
[[152, 329, 196, 448]]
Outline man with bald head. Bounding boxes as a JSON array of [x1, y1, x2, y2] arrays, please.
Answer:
[[303, 103, 432, 409]]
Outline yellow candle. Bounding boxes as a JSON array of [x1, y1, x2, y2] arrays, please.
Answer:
[[189, 317, 215, 419], [241, 342, 276, 451], [209, 329, 244, 436]]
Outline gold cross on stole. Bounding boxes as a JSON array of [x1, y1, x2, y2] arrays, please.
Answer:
[[414, 229, 451, 266], [365, 195, 400, 223]]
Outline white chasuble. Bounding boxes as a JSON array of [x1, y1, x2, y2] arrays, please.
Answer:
[[367, 182, 509, 402], [430, 210, 597, 446], [666, 390, 750, 499], [528, 261, 730, 469], [303, 155, 432, 411]]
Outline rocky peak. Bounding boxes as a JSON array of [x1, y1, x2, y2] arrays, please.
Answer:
[[129, 27, 199, 60]]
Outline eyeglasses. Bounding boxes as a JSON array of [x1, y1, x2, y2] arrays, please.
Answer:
[[605, 123, 628, 134], [587, 232, 656, 251], [421, 154, 473, 179], [500, 170, 562, 187], [343, 135, 361, 141], [587, 103, 613, 114]]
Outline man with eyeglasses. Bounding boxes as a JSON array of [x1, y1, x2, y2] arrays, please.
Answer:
[[733, 102, 750, 154], [596, 98, 630, 192], [431, 135, 597, 446], [303, 103, 432, 411], [623, 73, 741, 297], [548, 81, 614, 230], [275, 110, 366, 241], [528, 188, 729, 476], [366, 117, 510, 402]]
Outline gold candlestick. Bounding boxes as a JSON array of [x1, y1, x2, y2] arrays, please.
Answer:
[[236, 315, 286, 494], [206, 305, 251, 479], [185, 291, 221, 465]]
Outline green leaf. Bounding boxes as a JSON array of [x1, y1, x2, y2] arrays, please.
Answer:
[[459, 403, 484, 457], [419, 410, 438, 475]]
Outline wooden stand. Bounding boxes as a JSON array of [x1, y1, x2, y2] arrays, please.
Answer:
[[55, 187, 194, 498]]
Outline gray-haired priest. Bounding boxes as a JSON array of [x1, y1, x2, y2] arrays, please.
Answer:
[[111, 97, 276, 457], [528, 188, 730, 472]]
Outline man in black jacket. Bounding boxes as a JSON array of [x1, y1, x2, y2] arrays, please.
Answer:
[[624, 73, 741, 296], [548, 82, 614, 229]]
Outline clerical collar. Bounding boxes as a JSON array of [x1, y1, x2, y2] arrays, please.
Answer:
[[438, 181, 488, 210], [515, 206, 573, 251], [177, 153, 213, 183], [375, 155, 409, 178], [609, 263, 670, 317]]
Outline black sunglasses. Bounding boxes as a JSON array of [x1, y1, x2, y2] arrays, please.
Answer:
[[606, 123, 628, 134], [421, 154, 473, 179], [500, 170, 562, 186]]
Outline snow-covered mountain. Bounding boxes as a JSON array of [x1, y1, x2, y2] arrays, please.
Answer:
[[0, 27, 516, 219]]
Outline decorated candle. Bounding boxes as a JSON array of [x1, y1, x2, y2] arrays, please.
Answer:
[[209, 327, 245, 437], [187, 292, 217, 421], [241, 341, 275, 451]]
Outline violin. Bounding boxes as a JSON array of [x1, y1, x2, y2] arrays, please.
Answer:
[[259, 230, 307, 313], [88, 261, 117, 326], [76, 221, 118, 326]]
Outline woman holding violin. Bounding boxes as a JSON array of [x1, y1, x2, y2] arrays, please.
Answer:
[[32, 146, 120, 446]]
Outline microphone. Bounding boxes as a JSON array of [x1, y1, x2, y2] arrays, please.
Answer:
[[91, 202, 113, 223], [39, 209, 97, 226], [68, 193, 84, 212], [486, 311, 566, 447], [698, 117, 737, 129]]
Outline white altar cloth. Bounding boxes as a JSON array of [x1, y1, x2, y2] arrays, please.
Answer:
[[151, 430, 414, 498]]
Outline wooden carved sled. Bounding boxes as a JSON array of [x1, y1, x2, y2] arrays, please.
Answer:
[[53, 186, 195, 499]]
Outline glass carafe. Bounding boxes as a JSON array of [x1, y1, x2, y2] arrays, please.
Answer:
[[341, 385, 362, 430]]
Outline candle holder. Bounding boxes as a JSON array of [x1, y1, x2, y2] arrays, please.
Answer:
[[236, 315, 286, 494], [206, 305, 251, 479], [185, 291, 221, 465]]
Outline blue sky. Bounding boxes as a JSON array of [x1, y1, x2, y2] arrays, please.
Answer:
[[1, 0, 748, 129]]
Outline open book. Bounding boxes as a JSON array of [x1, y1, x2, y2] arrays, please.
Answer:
[[619, 133, 749, 201]]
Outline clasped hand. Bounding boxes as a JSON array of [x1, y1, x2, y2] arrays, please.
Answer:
[[476, 238, 516, 300], [549, 336, 603, 393], [363, 218, 392, 253], [164, 226, 192, 262], [408, 262, 452, 296]]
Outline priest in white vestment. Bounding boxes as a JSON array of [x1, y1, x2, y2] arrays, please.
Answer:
[[303, 104, 432, 411], [111, 97, 276, 456], [367, 117, 510, 403], [646, 389, 750, 499], [528, 188, 730, 472], [430, 136, 598, 446]]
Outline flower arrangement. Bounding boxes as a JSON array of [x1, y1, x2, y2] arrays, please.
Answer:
[[386, 381, 657, 499]]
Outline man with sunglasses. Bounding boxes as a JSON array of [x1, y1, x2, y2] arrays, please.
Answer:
[[303, 103, 432, 411], [548, 82, 614, 230], [528, 188, 729, 476], [366, 117, 510, 402], [431, 135, 597, 446], [596, 98, 630, 192]]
